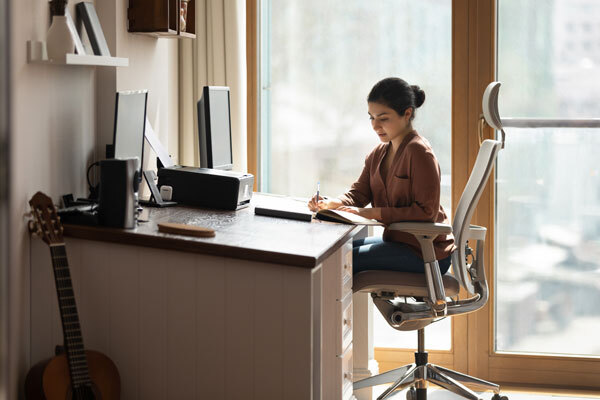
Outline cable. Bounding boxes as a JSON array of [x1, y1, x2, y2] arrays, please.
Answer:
[[86, 161, 100, 200]]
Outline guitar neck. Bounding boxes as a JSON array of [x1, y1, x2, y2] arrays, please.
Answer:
[[49, 244, 92, 388]]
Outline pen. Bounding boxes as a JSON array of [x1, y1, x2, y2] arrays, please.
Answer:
[[316, 181, 320, 204]]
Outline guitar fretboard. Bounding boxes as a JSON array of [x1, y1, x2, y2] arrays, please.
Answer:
[[50, 244, 92, 388]]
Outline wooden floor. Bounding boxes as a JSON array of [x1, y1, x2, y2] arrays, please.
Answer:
[[370, 384, 600, 399]]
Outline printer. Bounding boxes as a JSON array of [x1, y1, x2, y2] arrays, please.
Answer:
[[157, 166, 253, 210]]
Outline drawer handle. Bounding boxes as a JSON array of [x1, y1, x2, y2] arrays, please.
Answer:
[[343, 318, 351, 328], [344, 372, 353, 382]]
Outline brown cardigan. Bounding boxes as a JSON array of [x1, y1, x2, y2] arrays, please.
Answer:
[[339, 132, 455, 260]]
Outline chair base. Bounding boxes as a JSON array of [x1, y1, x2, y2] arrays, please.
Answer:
[[354, 361, 501, 400]]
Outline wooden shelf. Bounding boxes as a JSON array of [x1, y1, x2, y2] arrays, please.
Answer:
[[178, 31, 196, 39], [128, 0, 195, 39], [132, 30, 195, 39], [27, 41, 128, 67], [131, 29, 177, 38]]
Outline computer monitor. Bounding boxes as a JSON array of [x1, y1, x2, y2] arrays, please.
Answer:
[[112, 89, 148, 180], [197, 86, 233, 170]]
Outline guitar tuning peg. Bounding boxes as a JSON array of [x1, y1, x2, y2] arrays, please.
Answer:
[[27, 220, 37, 234]]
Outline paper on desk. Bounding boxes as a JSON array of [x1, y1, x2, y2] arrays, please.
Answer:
[[144, 118, 175, 168]]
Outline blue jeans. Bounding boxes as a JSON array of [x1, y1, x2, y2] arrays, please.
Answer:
[[353, 236, 452, 275]]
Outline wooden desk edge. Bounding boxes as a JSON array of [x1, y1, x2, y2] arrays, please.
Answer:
[[63, 223, 363, 268]]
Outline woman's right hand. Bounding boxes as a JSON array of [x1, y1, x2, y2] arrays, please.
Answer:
[[308, 196, 343, 212], [308, 195, 324, 212]]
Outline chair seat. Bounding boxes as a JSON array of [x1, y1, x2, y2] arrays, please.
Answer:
[[353, 270, 460, 298]]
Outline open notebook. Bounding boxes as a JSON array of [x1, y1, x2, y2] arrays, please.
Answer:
[[254, 194, 383, 225], [315, 209, 383, 226]]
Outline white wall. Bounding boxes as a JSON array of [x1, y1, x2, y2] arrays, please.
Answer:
[[9, 0, 178, 396], [96, 0, 180, 169]]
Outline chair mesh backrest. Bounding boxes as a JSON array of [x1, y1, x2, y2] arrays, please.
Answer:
[[451, 139, 502, 291]]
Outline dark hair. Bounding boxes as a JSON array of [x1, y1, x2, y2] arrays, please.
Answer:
[[367, 77, 425, 121]]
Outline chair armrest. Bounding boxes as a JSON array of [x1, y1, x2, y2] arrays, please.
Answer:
[[387, 221, 452, 317], [467, 224, 487, 241], [387, 222, 452, 236]]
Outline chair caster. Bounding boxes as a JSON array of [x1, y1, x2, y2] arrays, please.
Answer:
[[491, 394, 508, 400]]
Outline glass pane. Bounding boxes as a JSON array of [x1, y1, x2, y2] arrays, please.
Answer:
[[261, 0, 452, 350], [496, 0, 600, 356]]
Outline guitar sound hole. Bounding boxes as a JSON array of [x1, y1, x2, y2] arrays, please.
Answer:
[[67, 383, 101, 400]]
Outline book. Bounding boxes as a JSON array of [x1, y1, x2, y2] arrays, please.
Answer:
[[315, 209, 383, 226], [76, 2, 111, 56]]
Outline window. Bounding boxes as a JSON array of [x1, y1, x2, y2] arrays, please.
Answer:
[[260, 0, 452, 350], [496, 0, 600, 357]]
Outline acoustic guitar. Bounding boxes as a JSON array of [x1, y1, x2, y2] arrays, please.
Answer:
[[25, 192, 120, 400]]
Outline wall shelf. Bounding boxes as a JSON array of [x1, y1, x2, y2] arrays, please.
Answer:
[[128, 0, 196, 39], [27, 41, 129, 67]]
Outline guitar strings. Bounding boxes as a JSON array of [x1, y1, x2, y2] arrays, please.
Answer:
[[50, 245, 92, 389]]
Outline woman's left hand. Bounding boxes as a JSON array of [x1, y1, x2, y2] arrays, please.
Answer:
[[337, 206, 360, 215], [338, 206, 381, 220]]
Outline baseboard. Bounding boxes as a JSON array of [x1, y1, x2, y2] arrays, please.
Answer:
[[354, 359, 380, 380]]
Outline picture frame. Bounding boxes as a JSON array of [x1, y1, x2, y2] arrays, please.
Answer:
[[76, 1, 111, 56]]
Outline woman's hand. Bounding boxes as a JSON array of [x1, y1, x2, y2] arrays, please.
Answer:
[[308, 196, 343, 212], [308, 195, 324, 212], [337, 206, 381, 220]]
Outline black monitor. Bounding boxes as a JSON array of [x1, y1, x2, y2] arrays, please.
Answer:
[[197, 86, 233, 170], [112, 89, 148, 181]]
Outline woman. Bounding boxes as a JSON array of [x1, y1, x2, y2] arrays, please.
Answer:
[[308, 77, 455, 275]]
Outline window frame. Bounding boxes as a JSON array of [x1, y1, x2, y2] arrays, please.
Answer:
[[246, 0, 259, 188], [246, 0, 600, 389], [485, 0, 600, 388]]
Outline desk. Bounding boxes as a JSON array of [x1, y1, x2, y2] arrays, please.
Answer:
[[29, 193, 365, 400]]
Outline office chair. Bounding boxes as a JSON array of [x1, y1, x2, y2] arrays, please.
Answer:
[[353, 139, 507, 400]]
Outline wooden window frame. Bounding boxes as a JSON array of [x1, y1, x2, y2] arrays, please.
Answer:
[[375, 0, 496, 376], [246, 0, 258, 188], [246, 0, 600, 389]]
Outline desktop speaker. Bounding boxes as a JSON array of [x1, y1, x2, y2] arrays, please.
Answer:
[[98, 158, 139, 228]]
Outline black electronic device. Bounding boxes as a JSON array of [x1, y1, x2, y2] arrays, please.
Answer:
[[98, 158, 139, 229], [157, 166, 253, 210], [57, 204, 99, 226], [254, 206, 313, 222], [197, 86, 233, 170]]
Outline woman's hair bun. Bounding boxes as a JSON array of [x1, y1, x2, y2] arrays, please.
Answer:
[[411, 85, 426, 108]]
